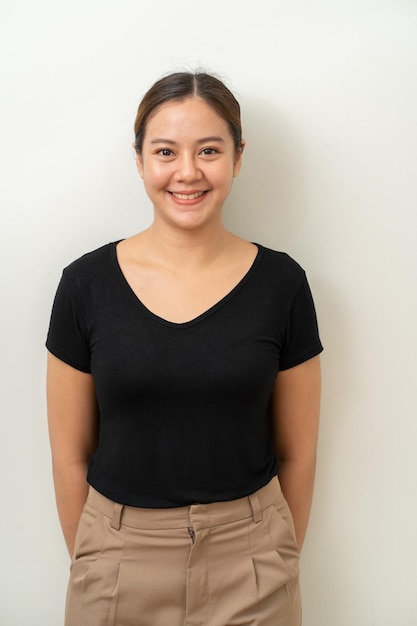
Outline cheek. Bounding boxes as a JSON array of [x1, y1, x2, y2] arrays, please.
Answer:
[[214, 164, 236, 188], [142, 162, 171, 187], [207, 159, 234, 179]]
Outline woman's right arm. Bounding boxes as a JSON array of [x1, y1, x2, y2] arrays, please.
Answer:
[[46, 352, 99, 556]]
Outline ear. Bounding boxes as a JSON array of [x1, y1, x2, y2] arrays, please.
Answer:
[[233, 139, 245, 177]]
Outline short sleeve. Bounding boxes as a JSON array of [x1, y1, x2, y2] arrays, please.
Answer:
[[279, 274, 323, 370], [46, 272, 91, 373]]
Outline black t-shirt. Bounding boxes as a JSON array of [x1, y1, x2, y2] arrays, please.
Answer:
[[46, 242, 323, 507]]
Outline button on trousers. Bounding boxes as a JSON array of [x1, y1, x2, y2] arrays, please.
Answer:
[[65, 476, 301, 625]]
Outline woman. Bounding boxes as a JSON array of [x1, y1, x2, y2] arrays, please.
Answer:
[[47, 71, 322, 626]]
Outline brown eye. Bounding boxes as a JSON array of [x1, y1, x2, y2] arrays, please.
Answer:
[[200, 148, 218, 156]]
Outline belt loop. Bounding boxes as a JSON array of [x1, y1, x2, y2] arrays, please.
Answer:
[[111, 502, 124, 530], [249, 492, 263, 523]]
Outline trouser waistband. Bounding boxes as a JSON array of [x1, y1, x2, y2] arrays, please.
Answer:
[[88, 476, 282, 531]]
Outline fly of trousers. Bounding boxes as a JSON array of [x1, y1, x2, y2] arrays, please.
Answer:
[[65, 476, 301, 626]]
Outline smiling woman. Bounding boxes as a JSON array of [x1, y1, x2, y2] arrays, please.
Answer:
[[135, 96, 242, 232], [46, 71, 323, 626]]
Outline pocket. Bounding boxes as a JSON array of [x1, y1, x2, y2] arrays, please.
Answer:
[[249, 503, 300, 618], [71, 496, 101, 562], [267, 497, 300, 578], [271, 492, 299, 549], [66, 503, 123, 626]]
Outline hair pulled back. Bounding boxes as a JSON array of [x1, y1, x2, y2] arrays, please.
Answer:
[[134, 71, 242, 154]]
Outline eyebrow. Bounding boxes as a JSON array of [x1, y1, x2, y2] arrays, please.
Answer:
[[149, 136, 226, 145]]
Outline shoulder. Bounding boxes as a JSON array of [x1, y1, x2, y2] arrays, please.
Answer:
[[61, 241, 120, 284], [255, 244, 306, 285]]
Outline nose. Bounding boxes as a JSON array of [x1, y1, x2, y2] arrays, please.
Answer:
[[174, 154, 203, 183]]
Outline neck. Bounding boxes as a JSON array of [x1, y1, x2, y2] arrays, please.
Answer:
[[142, 220, 234, 269]]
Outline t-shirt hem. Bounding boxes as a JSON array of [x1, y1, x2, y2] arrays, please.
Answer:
[[279, 342, 323, 371], [46, 341, 91, 374], [87, 469, 279, 508]]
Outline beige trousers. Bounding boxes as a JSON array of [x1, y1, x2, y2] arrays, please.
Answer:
[[65, 477, 301, 626]]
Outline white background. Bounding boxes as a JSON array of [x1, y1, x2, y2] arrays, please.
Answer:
[[1, 1, 416, 624]]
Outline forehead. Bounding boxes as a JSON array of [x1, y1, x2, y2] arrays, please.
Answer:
[[144, 96, 232, 141]]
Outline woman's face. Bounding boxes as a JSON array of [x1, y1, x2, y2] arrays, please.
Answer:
[[136, 96, 243, 231]]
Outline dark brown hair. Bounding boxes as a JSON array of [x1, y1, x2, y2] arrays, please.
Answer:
[[134, 71, 242, 154]]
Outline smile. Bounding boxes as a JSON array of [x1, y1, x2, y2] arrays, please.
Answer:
[[170, 191, 206, 200]]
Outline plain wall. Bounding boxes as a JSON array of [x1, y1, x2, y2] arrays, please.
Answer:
[[1, 1, 416, 624]]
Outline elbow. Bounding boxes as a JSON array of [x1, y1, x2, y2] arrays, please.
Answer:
[[276, 450, 317, 472]]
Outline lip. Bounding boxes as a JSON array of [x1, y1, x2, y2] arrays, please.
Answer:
[[168, 190, 208, 204], [169, 190, 207, 196]]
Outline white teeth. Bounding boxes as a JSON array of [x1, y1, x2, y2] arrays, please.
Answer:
[[171, 191, 205, 200]]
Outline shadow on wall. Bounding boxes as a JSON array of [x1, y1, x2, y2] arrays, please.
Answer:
[[225, 98, 357, 623], [224, 98, 309, 249]]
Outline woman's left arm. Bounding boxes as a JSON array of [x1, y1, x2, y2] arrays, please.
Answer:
[[270, 355, 321, 550]]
